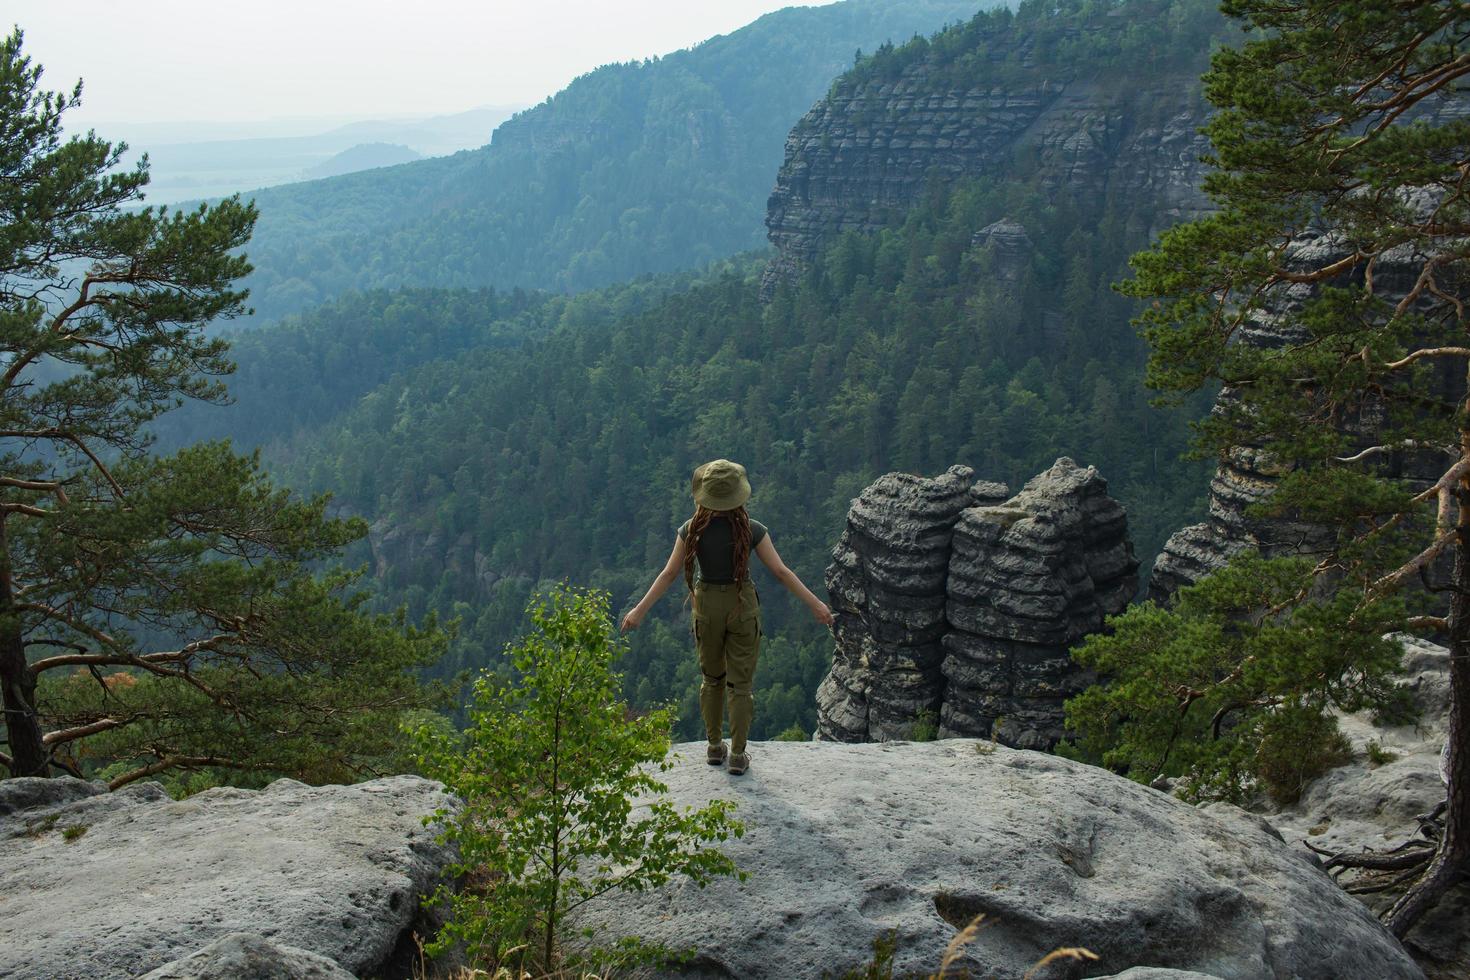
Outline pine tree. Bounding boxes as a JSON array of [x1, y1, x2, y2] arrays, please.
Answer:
[[1117, 0, 1470, 935], [0, 30, 445, 786]]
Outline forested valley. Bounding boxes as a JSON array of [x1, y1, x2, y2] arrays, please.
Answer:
[[165, 183, 1212, 740], [145, 0, 1225, 740]]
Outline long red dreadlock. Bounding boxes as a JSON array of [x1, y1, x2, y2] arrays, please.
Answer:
[[683, 504, 753, 620]]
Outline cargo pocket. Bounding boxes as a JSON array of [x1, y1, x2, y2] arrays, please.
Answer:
[[729, 603, 759, 640]]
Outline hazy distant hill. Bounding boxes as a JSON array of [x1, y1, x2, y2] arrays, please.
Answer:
[[234, 0, 988, 323], [126, 105, 521, 203], [303, 143, 422, 180]]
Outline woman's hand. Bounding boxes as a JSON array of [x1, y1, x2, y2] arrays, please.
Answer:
[[811, 600, 834, 627], [620, 607, 645, 632]]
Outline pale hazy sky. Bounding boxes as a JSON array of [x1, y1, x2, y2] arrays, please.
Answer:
[[9, 1, 837, 127]]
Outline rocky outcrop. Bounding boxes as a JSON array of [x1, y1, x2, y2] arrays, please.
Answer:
[[1148, 220, 1465, 601], [761, 17, 1217, 294], [0, 775, 455, 980], [571, 739, 1424, 979], [817, 458, 1137, 747], [818, 465, 1005, 741], [1252, 635, 1465, 980], [970, 217, 1034, 286], [942, 458, 1139, 747]]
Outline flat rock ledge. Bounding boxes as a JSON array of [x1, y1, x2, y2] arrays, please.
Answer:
[[572, 740, 1422, 980], [0, 774, 454, 980]]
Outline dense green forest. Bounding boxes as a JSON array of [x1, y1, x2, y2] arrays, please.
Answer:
[[148, 0, 1226, 741], [243, 177, 1211, 740], [231, 0, 986, 324], [154, 262, 749, 453]]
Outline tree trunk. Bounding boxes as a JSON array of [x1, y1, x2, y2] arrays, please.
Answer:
[[1384, 480, 1470, 936], [0, 520, 46, 777]]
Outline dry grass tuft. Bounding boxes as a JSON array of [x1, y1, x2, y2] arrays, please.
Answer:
[[1022, 946, 1100, 979], [417, 911, 1102, 980], [932, 914, 988, 977]]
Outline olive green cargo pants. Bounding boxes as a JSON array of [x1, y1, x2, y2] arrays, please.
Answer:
[[693, 581, 761, 756]]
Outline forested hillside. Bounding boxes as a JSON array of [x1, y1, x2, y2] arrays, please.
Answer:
[[233, 0, 985, 323], [154, 261, 749, 453], [262, 178, 1212, 739], [166, 0, 1226, 741]]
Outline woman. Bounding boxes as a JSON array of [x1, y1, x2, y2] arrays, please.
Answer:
[[620, 459, 834, 775]]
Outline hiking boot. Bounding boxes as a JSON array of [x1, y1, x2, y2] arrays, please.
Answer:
[[728, 751, 750, 776], [707, 742, 729, 766]]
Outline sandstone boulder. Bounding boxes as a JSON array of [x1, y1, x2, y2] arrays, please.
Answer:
[[1253, 635, 1465, 980], [0, 775, 454, 980], [571, 740, 1422, 979]]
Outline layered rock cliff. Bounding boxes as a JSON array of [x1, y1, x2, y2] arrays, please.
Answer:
[[761, 2, 1222, 294], [1149, 216, 1465, 601], [817, 458, 1138, 748]]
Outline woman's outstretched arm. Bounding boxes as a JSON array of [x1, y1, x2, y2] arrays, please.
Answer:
[[621, 536, 687, 631], [754, 536, 834, 625]]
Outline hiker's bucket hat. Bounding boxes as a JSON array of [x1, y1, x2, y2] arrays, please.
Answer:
[[692, 459, 751, 511]]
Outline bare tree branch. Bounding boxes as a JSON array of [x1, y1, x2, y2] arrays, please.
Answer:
[[1372, 528, 1459, 595], [1337, 440, 1456, 463], [62, 433, 125, 498], [43, 717, 129, 746], [1382, 346, 1470, 371], [0, 502, 51, 518], [29, 634, 229, 674]]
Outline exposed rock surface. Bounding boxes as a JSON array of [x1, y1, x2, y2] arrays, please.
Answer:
[[572, 739, 1423, 980], [818, 459, 1137, 748], [761, 22, 1216, 295], [1252, 635, 1466, 980], [1146, 229, 1438, 600], [818, 464, 1002, 740], [0, 775, 454, 980], [138, 934, 356, 980], [1148, 187, 1469, 601], [942, 458, 1138, 747], [970, 216, 1035, 286]]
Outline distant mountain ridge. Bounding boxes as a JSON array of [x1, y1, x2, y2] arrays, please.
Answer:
[[303, 143, 422, 180], [124, 105, 521, 204], [232, 0, 990, 323]]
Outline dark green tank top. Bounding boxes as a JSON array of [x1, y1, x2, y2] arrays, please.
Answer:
[[677, 515, 768, 584]]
